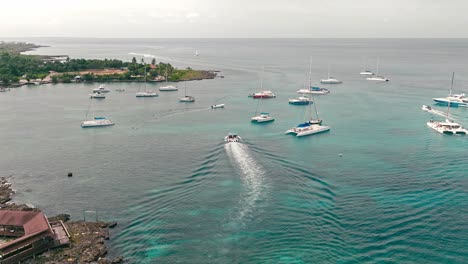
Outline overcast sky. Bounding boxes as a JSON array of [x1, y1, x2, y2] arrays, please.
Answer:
[[2, 0, 467, 38]]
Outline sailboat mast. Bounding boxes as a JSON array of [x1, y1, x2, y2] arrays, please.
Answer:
[[447, 72, 455, 120], [376, 58, 380, 75], [143, 58, 147, 90]]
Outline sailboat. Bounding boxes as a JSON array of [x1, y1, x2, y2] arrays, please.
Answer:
[[366, 58, 389, 82], [179, 82, 195, 102], [427, 74, 467, 135], [320, 64, 342, 84], [251, 68, 275, 123], [248, 67, 276, 99], [194, 50, 199, 56], [286, 69, 330, 137], [432, 72, 468, 107], [159, 65, 178, 91], [136, 58, 158, 97], [81, 98, 115, 128], [360, 59, 374, 75]]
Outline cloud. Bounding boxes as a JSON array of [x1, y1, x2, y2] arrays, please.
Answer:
[[185, 12, 200, 23]]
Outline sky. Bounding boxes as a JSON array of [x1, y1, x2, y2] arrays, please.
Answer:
[[1, 0, 467, 38]]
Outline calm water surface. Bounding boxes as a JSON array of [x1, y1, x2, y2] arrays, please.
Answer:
[[1, 38, 468, 263]]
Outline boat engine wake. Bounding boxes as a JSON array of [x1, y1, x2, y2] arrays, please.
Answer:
[[128, 52, 156, 58], [224, 142, 267, 226]]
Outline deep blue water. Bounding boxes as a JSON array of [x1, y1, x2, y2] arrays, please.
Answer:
[[1, 38, 467, 263]]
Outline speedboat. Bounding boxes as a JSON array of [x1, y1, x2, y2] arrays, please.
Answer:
[[285, 123, 330, 137], [433, 94, 468, 107], [159, 85, 178, 91], [289, 96, 312, 105], [360, 70, 374, 75], [320, 77, 342, 84], [179, 96, 195, 102], [211, 104, 225, 109], [90, 92, 106, 99], [427, 119, 467, 135], [422, 105, 449, 118], [225, 133, 241, 142], [136, 91, 158, 97], [366, 76, 389, 82], [251, 112, 275, 123], [92, 84, 110, 93], [81, 117, 115, 128], [249, 90, 276, 99]]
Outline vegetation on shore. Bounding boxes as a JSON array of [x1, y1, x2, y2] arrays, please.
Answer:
[[0, 41, 216, 86]]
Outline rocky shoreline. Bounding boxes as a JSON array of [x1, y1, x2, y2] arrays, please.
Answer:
[[0, 177, 123, 263]]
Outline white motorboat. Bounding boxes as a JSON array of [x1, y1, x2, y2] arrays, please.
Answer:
[[285, 123, 331, 137], [136, 59, 158, 97], [211, 104, 225, 109], [81, 117, 115, 128], [427, 119, 467, 135], [195, 50, 199, 56], [422, 105, 450, 118], [225, 133, 241, 142], [249, 90, 276, 99], [92, 84, 110, 93], [159, 66, 178, 91], [90, 92, 106, 99], [251, 112, 275, 123], [179, 82, 195, 102]]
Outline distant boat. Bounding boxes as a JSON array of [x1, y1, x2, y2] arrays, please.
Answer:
[[136, 58, 158, 97], [297, 86, 330, 95], [194, 50, 199, 56], [251, 80, 275, 123], [0, 88, 10, 92], [115, 88, 125, 92], [211, 104, 225, 109], [225, 132, 241, 142], [249, 67, 276, 99], [92, 84, 110, 93], [320, 65, 342, 84], [432, 73, 468, 107], [289, 96, 312, 105], [366, 58, 389, 82], [159, 65, 178, 91], [179, 82, 195, 102], [90, 91, 106, 99]]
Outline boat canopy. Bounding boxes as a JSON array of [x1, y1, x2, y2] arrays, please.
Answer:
[[297, 122, 312, 128], [260, 112, 270, 115], [94, 117, 107, 120]]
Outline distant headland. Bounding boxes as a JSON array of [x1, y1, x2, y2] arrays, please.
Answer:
[[0, 41, 218, 87]]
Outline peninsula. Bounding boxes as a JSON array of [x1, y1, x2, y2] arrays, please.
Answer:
[[0, 41, 217, 87]]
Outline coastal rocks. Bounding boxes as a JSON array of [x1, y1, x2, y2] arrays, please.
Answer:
[[0, 176, 14, 204]]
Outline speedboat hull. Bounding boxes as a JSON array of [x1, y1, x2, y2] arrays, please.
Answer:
[[81, 119, 115, 128], [320, 79, 342, 84], [136, 92, 158, 97], [179, 96, 195, 102], [366, 76, 389, 82]]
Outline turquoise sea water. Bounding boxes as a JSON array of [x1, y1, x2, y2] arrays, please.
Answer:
[[1, 38, 468, 263]]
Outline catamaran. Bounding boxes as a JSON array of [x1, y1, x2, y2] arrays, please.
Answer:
[[287, 61, 330, 137], [136, 59, 158, 97], [248, 67, 276, 99], [360, 59, 374, 75], [320, 64, 342, 84], [159, 65, 178, 91], [289, 95, 312, 105], [179, 82, 195, 102], [433, 73, 468, 107], [251, 88, 275, 123], [366, 58, 389, 82], [427, 81, 467, 135], [81, 99, 115, 128], [90, 91, 106, 99]]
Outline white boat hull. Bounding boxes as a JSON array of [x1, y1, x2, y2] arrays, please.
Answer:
[[251, 116, 274, 123], [211, 104, 225, 109], [427, 121, 467, 135], [286, 125, 331, 137], [366, 76, 389, 82], [320, 79, 342, 84], [136, 92, 158, 97], [81, 119, 115, 128], [159, 86, 178, 91], [90, 94, 105, 99]]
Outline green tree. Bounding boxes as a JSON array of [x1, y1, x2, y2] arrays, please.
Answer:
[[51, 76, 58, 84], [151, 58, 156, 65], [132, 57, 137, 64]]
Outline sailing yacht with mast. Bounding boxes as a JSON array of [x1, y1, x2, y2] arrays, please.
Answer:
[[320, 65, 342, 84], [251, 68, 275, 122], [366, 58, 389, 82], [179, 82, 195, 102], [136, 59, 158, 97], [428, 72, 467, 135], [81, 98, 115, 128], [360, 59, 374, 75], [159, 65, 178, 91], [285, 94, 330, 136], [248, 67, 276, 99]]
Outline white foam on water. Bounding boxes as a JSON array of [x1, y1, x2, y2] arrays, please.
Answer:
[[128, 52, 156, 58], [224, 142, 266, 225]]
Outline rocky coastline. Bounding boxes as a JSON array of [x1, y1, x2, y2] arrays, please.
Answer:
[[0, 177, 123, 263]]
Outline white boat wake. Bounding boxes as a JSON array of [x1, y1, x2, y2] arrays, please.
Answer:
[[128, 52, 156, 58], [224, 142, 267, 226]]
